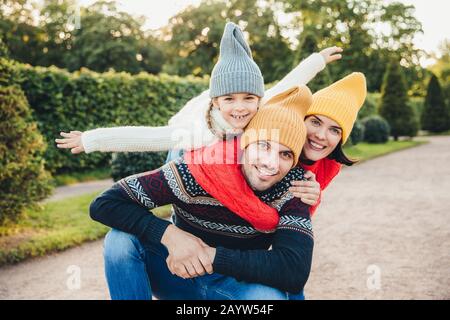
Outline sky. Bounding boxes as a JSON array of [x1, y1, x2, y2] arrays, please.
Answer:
[[76, 0, 450, 66]]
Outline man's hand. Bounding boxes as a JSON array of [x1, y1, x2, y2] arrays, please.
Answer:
[[161, 224, 214, 279], [55, 131, 85, 154], [319, 46, 343, 64], [289, 170, 321, 206]]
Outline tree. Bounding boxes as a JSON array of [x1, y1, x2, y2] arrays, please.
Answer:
[[430, 40, 450, 107], [161, 0, 293, 83], [0, 0, 164, 74], [0, 0, 47, 66], [294, 31, 331, 92], [282, 0, 424, 92], [421, 74, 449, 132], [64, 1, 145, 73], [37, 0, 77, 68], [379, 59, 418, 140]]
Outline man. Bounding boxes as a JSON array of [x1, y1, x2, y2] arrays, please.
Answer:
[[90, 85, 314, 300]]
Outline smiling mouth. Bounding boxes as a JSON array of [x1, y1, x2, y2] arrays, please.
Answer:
[[254, 165, 277, 178], [231, 114, 249, 120], [308, 139, 327, 151]]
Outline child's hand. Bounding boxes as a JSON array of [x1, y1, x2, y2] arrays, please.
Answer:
[[55, 131, 85, 154], [289, 171, 321, 206], [319, 46, 343, 64]]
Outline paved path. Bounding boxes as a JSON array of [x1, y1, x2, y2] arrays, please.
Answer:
[[47, 179, 114, 202], [1, 136, 449, 299]]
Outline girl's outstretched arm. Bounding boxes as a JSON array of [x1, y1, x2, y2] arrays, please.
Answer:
[[55, 90, 215, 154], [262, 46, 343, 104], [55, 120, 213, 154]]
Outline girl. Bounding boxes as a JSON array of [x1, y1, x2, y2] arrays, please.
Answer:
[[56, 22, 342, 207]]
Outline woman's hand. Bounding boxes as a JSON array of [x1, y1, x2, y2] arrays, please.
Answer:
[[319, 46, 343, 64], [289, 171, 321, 206], [55, 131, 85, 154]]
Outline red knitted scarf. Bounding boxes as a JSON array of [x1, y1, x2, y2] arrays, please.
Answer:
[[184, 137, 279, 232], [184, 137, 342, 230]]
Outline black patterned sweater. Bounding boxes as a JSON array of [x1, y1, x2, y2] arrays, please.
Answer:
[[89, 157, 314, 293]]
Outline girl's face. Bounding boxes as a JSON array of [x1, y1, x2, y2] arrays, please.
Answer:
[[213, 93, 260, 129], [302, 115, 343, 161]]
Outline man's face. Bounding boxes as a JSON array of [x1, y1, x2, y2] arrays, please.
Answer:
[[241, 141, 294, 192]]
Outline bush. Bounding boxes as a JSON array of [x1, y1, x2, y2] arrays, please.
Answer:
[[12, 63, 208, 174], [349, 120, 365, 145], [362, 115, 391, 143], [0, 85, 53, 224], [110, 151, 168, 181]]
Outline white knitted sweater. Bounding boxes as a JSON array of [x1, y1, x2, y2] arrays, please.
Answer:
[[81, 53, 326, 153]]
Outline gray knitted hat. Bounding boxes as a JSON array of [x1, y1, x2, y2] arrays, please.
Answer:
[[209, 22, 264, 98]]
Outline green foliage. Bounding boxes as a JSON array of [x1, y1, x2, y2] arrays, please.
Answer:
[[429, 40, 450, 104], [110, 152, 168, 182], [361, 115, 390, 143], [349, 120, 365, 145], [379, 60, 419, 140], [0, 37, 8, 58], [294, 31, 332, 92], [0, 0, 164, 74], [284, 0, 424, 92], [421, 74, 449, 133], [0, 85, 53, 224], [408, 96, 424, 123], [357, 92, 379, 120], [1, 0, 427, 92], [161, 0, 294, 83], [12, 63, 207, 174], [0, 57, 19, 86]]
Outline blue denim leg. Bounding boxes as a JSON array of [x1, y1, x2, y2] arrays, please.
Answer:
[[288, 291, 306, 300], [103, 229, 203, 300], [104, 229, 290, 300], [197, 273, 288, 300]]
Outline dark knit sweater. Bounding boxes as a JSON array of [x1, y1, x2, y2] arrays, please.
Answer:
[[89, 157, 314, 293]]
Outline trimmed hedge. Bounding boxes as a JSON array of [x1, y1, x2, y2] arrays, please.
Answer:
[[12, 64, 208, 174]]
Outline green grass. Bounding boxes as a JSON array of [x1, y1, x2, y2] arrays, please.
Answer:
[[0, 192, 173, 266], [52, 167, 112, 187], [344, 139, 428, 163]]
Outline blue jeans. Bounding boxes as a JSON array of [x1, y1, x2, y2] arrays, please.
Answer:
[[165, 149, 184, 163], [103, 229, 295, 300]]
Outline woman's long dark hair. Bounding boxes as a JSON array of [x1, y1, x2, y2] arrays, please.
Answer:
[[327, 141, 358, 166]]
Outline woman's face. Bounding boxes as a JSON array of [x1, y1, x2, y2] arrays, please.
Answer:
[[302, 115, 343, 161], [213, 93, 260, 129]]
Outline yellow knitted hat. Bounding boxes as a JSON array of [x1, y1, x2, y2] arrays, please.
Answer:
[[306, 72, 367, 144], [241, 85, 312, 167]]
